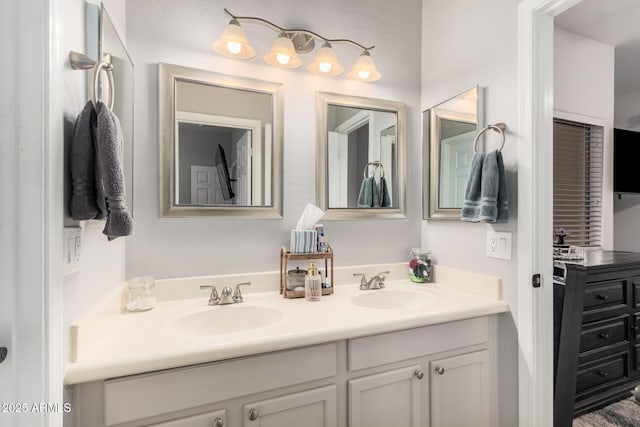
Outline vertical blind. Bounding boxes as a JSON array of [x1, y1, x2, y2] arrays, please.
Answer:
[[553, 118, 604, 247]]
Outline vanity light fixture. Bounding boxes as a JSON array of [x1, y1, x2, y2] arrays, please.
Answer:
[[214, 9, 381, 81], [213, 18, 256, 59]]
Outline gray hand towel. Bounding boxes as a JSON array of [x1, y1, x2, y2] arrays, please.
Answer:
[[371, 176, 391, 207], [95, 101, 134, 240], [461, 153, 485, 222], [461, 150, 509, 223], [70, 101, 106, 220], [357, 177, 374, 208], [495, 151, 509, 223]]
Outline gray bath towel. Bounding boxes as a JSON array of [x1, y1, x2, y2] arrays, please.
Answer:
[[70, 101, 107, 220], [461, 150, 508, 223], [357, 177, 374, 208], [95, 101, 133, 240]]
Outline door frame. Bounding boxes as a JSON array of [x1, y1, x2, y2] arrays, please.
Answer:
[[517, 0, 583, 425], [1, 0, 64, 426]]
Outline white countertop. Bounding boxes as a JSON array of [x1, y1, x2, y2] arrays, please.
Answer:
[[64, 264, 509, 385]]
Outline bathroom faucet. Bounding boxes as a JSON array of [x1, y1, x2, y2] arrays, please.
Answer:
[[200, 282, 251, 305], [353, 271, 390, 290]]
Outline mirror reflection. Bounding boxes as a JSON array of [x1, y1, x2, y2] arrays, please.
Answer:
[[326, 105, 397, 209], [316, 92, 406, 220], [159, 63, 283, 218], [424, 86, 481, 220]]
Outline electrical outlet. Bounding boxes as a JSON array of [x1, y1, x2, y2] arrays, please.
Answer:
[[487, 231, 512, 260], [64, 227, 82, 275]]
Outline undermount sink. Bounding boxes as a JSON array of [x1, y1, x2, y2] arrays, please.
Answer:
[[173, 306, 283, 336], [350, 290, 436, 310]]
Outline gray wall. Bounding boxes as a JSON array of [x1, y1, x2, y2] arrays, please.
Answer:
[[125, 0, 423, 279]]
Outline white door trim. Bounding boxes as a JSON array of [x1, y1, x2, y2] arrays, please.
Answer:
[[517, 1, 583, 426], [2, 0, 64, 426]]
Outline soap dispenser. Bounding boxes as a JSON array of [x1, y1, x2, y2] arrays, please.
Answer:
[[305, 262, 322, 301]]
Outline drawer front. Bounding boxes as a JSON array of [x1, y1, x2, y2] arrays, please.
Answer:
[[104, 343, 337, 426], [348, 317, 489, 371], [583, 281, 626, 312], [576, 354, 627, 395], [579, 317, 628, 354]]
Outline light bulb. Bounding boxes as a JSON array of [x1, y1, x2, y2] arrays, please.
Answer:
[[276, 53, 291, 65], [357, 70, 371, 80], [319, 62, 332, 73], [226, 41, 242, 55]]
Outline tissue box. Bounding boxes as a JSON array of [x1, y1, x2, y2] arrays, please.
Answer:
[[290, 230, 318, 253]]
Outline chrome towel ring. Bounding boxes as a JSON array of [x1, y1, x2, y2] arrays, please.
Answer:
[[363, 161, 385, 179], [91, 60, 115, 111], [69, 51, 115, 111], [473, 123, 507, 154]]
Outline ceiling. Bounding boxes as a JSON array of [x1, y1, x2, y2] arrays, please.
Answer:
[[556, 0, 640, 95]]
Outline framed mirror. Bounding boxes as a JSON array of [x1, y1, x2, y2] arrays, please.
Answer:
[[159, 63, 283, 218], [423, 86, 482, 220], [316, 92, 406, 220]]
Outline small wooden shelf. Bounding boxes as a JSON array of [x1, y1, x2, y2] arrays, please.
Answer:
[[280, 246, 334, 298]]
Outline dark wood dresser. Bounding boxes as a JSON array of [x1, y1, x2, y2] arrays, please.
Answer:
[[554, 250, 640, 427]]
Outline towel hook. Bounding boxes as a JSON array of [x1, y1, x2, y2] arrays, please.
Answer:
[[363, 161, 385, 179], [91, 61, 115, 111], [473, 123, 507, 154]]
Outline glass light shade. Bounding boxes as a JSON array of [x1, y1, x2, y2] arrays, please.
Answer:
[[347, 51, 381, 82], [307, 42, 344, 77], [263, 34, 302, 68], [213, 20, 255, 59]]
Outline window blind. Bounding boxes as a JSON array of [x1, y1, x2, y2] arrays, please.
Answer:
[[553, 118, 604, 247]]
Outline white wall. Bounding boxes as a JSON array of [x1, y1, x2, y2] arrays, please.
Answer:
[[125, 0, 423, 279], [421, 0, 519, 425], [613, 89, 640, 250], [554, 27, 615, 249]]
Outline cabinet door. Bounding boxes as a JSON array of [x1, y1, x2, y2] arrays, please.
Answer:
[[348, 365, 423, 427], [150, 409, 226, 427], [430, 350, 489, 427], [243, 385, 336, 427]]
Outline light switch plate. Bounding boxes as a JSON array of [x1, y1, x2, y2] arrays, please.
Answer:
[[487, 231, 512, 260], [64, 227, 82, 275]]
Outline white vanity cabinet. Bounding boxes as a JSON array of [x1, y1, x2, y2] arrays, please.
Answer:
[[348, 365, 424, 427], [430, 350, 489, 426], [71, 316, 497, 427], [243, 385, 337, 427]]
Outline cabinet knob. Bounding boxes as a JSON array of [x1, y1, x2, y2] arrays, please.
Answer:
[[0, 347, 7, 364], [597, 370, 608, 377], [599, 332, 610, 339], [596, 294, 609, 301], [248, 408, 259, 421], [414, 370, 424, 380], [213, 417, 224, 427], [435, 366, 445, 375]]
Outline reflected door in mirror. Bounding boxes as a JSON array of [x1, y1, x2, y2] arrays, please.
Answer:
[[438, 120, 475, 208]]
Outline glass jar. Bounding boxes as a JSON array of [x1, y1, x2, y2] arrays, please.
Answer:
[[409, 248, 432, 283], [125, 276, 156, 312]]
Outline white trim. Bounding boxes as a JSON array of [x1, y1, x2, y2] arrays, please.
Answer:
[[517, 0, 584, 426], [553, 109, 606, 127]]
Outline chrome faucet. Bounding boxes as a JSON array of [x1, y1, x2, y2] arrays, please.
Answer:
[[353, 271, 390, 290], [200, 282, 251, 305]]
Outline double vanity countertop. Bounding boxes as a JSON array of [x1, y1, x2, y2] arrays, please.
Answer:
[[64, 264, 509, 385]]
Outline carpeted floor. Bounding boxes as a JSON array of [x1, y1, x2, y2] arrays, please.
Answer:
[[573, 396, 640, 427]]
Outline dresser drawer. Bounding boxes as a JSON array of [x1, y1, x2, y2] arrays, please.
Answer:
[[579, 317, 628, 354], [576, 353, 628, 395], [583, 281, 626, 312]]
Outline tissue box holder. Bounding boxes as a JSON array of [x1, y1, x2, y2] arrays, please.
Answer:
[[290, 230, 319, 254]]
